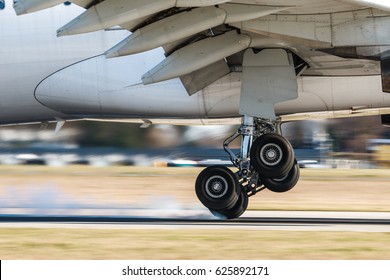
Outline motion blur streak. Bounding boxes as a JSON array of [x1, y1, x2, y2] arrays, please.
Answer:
[[0, 184, 213, 219]]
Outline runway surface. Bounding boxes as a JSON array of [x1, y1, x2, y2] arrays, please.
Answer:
[[1, 210, 390, 232]]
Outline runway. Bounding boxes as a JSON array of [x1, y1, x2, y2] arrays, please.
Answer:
[[1, 211, 390, 232]]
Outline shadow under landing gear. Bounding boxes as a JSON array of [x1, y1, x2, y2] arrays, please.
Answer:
[[195, 116, 300, 219]]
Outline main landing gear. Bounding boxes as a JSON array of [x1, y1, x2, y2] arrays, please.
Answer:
[[195, 116, 300, 219]]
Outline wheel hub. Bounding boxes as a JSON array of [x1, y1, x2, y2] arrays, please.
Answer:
[[260, 143, 283, 166], [205, 175, 228, 199]]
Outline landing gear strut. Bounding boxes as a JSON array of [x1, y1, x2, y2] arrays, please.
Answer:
[[195, 116, 299, 219]]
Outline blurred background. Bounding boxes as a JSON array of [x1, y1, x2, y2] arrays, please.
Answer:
[[0, 115, 389, 168], [2, 115, 390, 260]]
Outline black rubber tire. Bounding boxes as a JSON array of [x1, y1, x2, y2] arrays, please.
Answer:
[[195, 165, 240, 211], [250, 133, 294, 178], [210, 188, 249, 219], [261, 160, 300, 193]]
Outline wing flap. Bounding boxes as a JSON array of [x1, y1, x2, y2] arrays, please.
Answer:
[[141, 31, 251, 85], [57, 0, 177, 37], [13, 0, 94, 15], [180, 60, 231, 95]]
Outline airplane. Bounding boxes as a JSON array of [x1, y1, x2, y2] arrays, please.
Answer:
[[1, 0, 390, 219]]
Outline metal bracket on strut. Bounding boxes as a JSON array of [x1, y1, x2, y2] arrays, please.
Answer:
[[223, 131, 240, 168], [223, 117, 277, 172], [238, 116, 254, 178], [253, 118, 277, 136], [223, 118, 252, 167]]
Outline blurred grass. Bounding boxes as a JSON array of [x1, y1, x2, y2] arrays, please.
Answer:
[[1, 165, 390, 212], [1, 228, 390, 260]]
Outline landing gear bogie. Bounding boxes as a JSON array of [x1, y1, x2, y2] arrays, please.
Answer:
[[195, 116, 300, 219]]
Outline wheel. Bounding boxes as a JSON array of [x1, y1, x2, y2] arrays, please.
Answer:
[[210, 188, 249, 219], [261, 160, 300, 193], [195, 165, 240, 211], [250, 133, 294, 178]]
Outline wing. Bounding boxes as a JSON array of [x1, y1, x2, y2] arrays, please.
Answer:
[[14, 0, 390, 94]]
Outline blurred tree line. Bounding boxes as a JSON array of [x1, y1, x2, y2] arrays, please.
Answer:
[[73, 121, 186, 148], [75, 122, 149, 148], [328, 116, 390, 152], [284, 116, 390, 153]]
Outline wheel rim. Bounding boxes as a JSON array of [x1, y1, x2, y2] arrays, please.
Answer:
[[205, 175, 228, 199], [259, 143, 283, 166]]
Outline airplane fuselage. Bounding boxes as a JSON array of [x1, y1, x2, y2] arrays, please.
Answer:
[[0, 3, 127, 124], [2, 2, 390, 126]]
